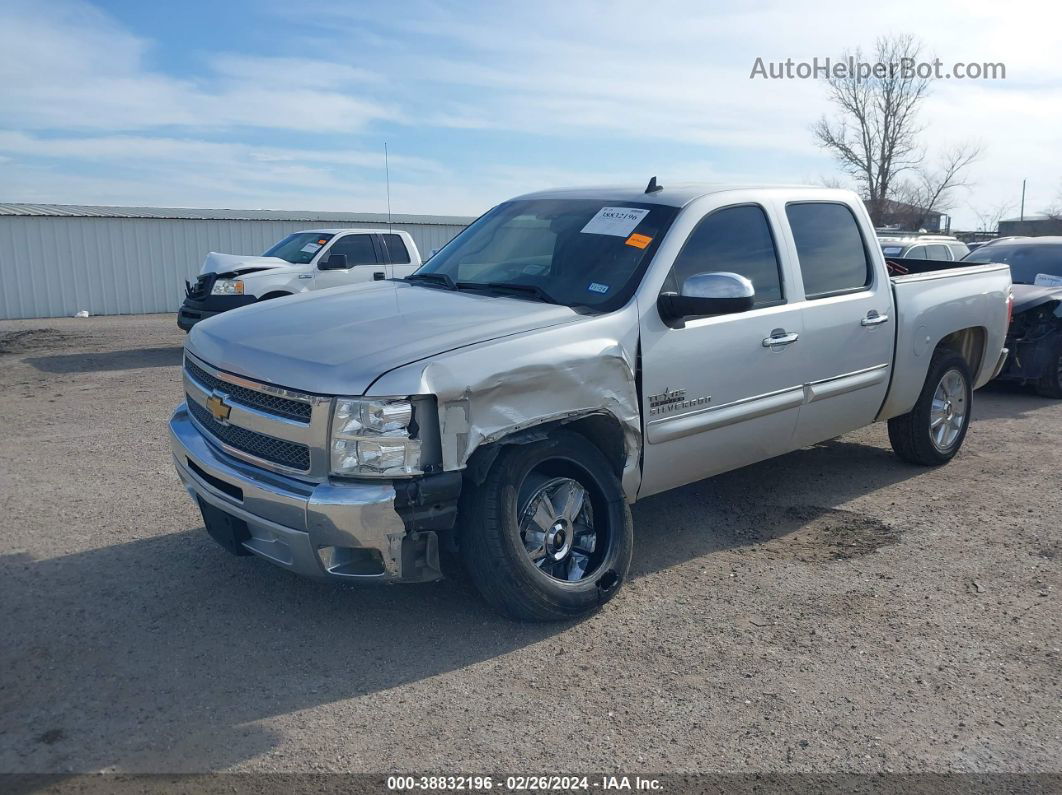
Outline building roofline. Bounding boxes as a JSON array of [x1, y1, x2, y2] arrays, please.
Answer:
[[0, 202, 475, 225]]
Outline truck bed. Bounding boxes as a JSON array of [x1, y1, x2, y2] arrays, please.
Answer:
[[876, 258, 1011, 422]]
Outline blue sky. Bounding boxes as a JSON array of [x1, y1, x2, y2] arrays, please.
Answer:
[[1, 0, 1058, 228]]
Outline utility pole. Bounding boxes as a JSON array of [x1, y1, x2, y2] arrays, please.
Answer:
[[1020, 179, 1026, 222]]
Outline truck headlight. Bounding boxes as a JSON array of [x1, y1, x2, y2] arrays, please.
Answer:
[[330, 397, 422, 477], [211, 279, 244, 295]]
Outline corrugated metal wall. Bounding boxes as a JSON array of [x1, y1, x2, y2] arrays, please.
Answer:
[[0, 217, 468, 319]]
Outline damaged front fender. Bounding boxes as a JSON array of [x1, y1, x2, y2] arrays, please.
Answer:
[[368, 304, 644, 500]]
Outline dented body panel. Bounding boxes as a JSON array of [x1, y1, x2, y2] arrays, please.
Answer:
[[369, 302, 644, 499]]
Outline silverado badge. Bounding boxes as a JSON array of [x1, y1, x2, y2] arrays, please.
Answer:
[[648, 387, 710, 416], [206, 393, 231, 423]]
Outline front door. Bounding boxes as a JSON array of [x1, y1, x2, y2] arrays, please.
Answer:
[[315, 233, 386, 289], [638, 203, 806, 498]]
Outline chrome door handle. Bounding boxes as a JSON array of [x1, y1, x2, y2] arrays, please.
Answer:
[[762, 331, 799, 347], [297, 274, 314, 280], [861, 312, 889, 326]]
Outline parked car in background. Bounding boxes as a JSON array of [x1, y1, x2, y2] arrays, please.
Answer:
[[878, 233, 970, 261], [171, 183, 1010, 620], [178, 229, 422, 330], [963, 237, 1062, 397]]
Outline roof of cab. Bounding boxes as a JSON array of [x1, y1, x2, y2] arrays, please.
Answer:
[[512, 183, 837, 208]]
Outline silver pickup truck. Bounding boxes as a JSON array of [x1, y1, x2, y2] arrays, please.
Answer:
[[170, 183, 1011, 620]]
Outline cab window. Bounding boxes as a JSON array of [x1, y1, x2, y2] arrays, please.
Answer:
[[666, 204, 783, 307], [325, 234, 378, 266], [786, 202, 871, 298], [381, 234, 412, 264]]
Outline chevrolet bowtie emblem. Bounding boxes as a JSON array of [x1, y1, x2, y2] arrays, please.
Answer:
[[206, 393, 231, 423]]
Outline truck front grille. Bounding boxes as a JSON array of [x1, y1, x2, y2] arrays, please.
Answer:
[[185, 359, 312, 423], [185, 273, 216, 301], [187, 397, 311, 472]]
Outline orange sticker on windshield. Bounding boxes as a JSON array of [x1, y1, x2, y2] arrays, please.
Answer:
[[625, 233, 652, 249]]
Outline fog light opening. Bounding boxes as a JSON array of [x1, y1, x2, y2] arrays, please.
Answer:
[[317, 545, 385, 576]]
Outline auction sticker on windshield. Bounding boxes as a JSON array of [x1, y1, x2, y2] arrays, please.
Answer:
[[581, 207, 650, 237], [1034, 273, 1062, 287]]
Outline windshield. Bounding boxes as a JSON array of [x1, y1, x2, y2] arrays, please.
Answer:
[[262, 232, 335, 264], [410, 199, 679, 309], [963, 243, 1062, 285]]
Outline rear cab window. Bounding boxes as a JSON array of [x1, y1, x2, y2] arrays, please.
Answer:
[[380, 234, 411, 264], [786, 203, 872, 298]]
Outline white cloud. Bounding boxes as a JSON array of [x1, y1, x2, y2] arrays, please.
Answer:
[[0, 0, 396, 132], [0, 0, 1059, 224]]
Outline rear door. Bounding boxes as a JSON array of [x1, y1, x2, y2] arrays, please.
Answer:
[[638, 201, 806, 497], [315, 233, 385, 289], [782, 201, 893, 448]]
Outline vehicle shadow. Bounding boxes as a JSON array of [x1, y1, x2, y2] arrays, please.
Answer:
[[0, 438, 924, 773], [24, 346, 184, 374], [972, 381, 1060, 421]]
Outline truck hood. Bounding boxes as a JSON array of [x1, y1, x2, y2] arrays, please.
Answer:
[[186, 280, 585, 395], [199, 252, 291, 276], [1012, 283, 1062, 314]]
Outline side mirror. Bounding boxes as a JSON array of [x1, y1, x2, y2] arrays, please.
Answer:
[[658, 272, 755, 323], [321, 253, 348, 270]]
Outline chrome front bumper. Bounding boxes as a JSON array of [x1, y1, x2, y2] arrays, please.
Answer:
[[170, 403, 445, 582]]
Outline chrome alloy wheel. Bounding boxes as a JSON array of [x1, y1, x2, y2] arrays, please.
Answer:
[[929, 368, 968, 452], [518, 476, 599, 582]]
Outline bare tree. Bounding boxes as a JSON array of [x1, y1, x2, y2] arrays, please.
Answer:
[[1045, 184, 1062, 221], [813, 35, 928, 224], [893, 143, 982, 228], [813, 34, 980, 226], [971, 201, 1015, 234]]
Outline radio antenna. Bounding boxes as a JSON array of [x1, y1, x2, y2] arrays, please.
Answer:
[[384, 142, 392, 233]]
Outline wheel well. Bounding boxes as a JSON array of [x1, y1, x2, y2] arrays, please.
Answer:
[[562, 413, 626, 478], [259, 291, 292, 301], [464, 412, 628, 485], [937, 327, 985, 377]]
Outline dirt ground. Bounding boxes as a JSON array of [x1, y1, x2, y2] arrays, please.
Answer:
[[0, 314, 1058, 776]]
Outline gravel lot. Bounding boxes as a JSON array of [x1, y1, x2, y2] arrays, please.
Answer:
[[0, 314, 1059, 776]]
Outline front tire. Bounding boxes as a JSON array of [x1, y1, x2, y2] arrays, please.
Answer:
[[1035, 335, 1062, 398], [888, 348, 972, 466], [460, 431, 633, 621]]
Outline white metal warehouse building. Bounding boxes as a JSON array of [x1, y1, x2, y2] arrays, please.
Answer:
[[0, 204, 474, 320]]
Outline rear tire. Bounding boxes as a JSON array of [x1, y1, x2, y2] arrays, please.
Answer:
[[1034, 336, 1062, 398], [460, 431, 633, 621], [888, 348, 972, 466]]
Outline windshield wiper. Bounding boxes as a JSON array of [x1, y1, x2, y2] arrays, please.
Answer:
[[405, 272, 457, 290], [463, 281, 560, 304]]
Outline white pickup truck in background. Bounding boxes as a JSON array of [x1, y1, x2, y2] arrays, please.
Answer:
[[177, 228, 422, 330]]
